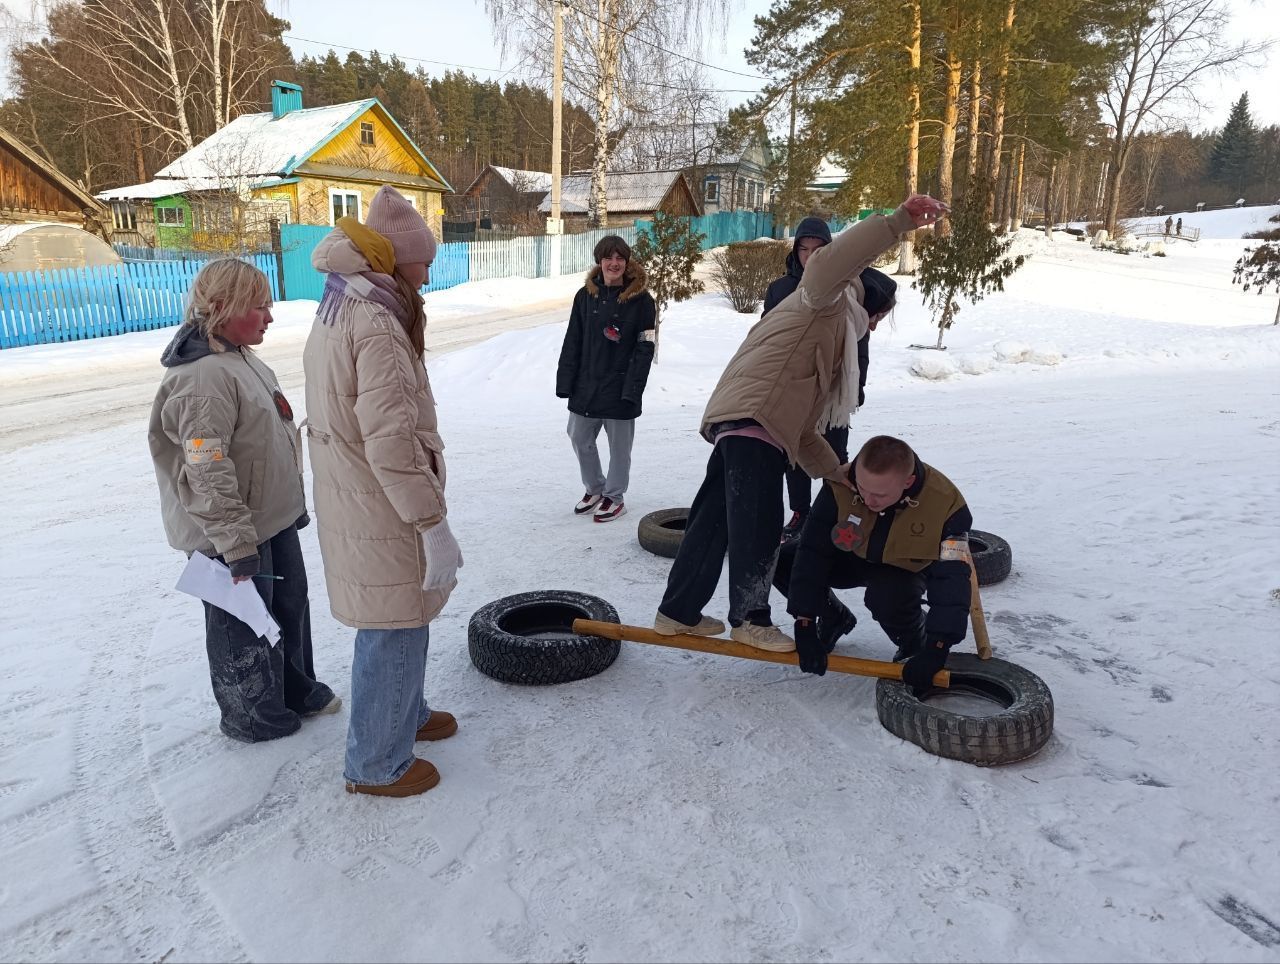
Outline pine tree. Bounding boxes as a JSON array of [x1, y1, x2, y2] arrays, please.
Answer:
[[1232, 241, 1280, 326], [913, 195, 1026, 348], [1209, 93, 1258, 195], [631, 214, 706, 355]]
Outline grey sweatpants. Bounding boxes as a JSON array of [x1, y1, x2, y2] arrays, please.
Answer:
[[567, 413, 636, 502]]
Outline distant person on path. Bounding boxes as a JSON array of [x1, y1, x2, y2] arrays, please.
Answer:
[[653, 193, 947, 654], [1176, 217, 1183, 237], [774, 435, 973, 695], [761, 221, 899, 541], [304, 185, 462, 799], [555, 234, 656, 523], [1164, 216, 1173, 237], [149, 258, 338, 744]]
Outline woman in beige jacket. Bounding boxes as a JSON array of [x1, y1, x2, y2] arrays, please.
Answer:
[[655, 193, 947, 653], [303, 186, 462, 798]]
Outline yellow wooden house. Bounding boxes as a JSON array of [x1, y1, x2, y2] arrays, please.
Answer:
[[98, 81, 451, 250]]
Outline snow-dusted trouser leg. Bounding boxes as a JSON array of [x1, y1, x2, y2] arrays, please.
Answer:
[[566, 413, 606, 496], [600, 417, 636, 502]]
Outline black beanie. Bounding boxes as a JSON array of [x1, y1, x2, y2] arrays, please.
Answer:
[[859, 267, 897, 317]]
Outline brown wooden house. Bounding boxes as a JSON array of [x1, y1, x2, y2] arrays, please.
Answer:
[[0, 127, 105, 231], [456, 165, 552, 234], [537, 170, 700, 228]]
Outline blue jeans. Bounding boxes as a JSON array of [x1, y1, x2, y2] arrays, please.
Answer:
[[344, 625, 433, 786]]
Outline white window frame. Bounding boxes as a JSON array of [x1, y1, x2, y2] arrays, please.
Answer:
[[704, 177, 719, 203], [328, 188, 362, 225], [360, 121, 375, 147], [157, 206, 184, 226]]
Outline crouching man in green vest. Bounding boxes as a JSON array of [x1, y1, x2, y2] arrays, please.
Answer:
[[773, 434, 973, 695]]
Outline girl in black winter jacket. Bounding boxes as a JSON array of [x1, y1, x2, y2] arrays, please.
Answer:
[[555, 234, 656, 522]]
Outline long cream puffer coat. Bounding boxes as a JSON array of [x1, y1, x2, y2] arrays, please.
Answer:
[[303, 231, 453, 629]]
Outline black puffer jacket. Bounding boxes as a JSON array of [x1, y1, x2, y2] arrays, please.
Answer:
[[556, 261, 656, 420]]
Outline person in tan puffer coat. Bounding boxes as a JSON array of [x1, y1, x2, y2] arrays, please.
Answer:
[[303, 185, 461, 799], [654, 193, 948, 654]]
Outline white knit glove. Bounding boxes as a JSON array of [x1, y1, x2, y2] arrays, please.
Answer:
[[420, 519, 463, 590]]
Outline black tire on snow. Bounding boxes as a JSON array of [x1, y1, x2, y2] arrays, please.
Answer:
[[969, 530, 1012, 586], [875, 653, 1053, 766], [468, 590, 621, 685], [636, 507, 689, 559]]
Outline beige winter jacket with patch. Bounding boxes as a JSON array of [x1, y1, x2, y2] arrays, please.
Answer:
[[303, 231, 453, 629], [700, 207, 916, 479], [148, 326, 306, 562]]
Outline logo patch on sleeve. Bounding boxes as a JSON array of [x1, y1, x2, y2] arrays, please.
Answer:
[[832, 522, 862, 551], [939, 536, 969, 561], [184, 437, 224, 465]]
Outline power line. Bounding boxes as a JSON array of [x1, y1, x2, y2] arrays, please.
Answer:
[[284, 34, 520, 77], [552, 0, 766, 82], [284, 30, 856, 101]]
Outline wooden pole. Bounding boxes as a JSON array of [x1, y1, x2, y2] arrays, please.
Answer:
[[572, 620, 951, 688], [966, 551, 993, 660]]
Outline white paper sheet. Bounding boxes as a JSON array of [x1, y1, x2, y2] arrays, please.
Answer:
[[175, 552, 281, 646]]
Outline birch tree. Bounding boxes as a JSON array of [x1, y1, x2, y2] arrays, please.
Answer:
[[483, 0, 731, 228], [1100, 0, 1270, 233]]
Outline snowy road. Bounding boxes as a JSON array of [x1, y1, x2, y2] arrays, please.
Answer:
[[0, 296, 574, 454]]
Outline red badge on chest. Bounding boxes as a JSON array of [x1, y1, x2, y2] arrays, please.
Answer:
[[272, 388, 294, 422]]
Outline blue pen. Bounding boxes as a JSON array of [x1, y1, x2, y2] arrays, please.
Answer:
[[253, 574, 284, 581]]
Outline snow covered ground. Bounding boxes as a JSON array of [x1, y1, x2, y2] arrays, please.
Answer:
[[1, 227, 1278, 962]]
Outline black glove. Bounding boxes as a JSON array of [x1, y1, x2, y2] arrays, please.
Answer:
[[794, 619, 827, 676], [227, 553, 261, 579], [901, 641, 948, 698]]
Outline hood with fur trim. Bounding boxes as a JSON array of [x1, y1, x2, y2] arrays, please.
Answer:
[[584, 260, 648, 302]]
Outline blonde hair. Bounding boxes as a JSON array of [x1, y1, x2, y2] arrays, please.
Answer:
[[184, 259, 273, 350]]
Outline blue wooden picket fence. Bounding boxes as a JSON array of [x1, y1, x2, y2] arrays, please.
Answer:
[[112, 243, 270, 262], [0, 254, 281, 349]]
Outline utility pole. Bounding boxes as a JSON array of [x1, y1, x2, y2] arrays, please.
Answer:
[[547, 0, 564, 276]]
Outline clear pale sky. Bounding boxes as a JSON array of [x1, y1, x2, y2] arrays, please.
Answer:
[[0, 0, 1276, 128], [273, 0, 1279, 128]]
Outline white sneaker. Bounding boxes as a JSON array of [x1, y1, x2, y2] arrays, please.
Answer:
[[730, 623, 796, 653], [593, 498, 626, 523], [574, 492, 603, 515], [654, 612, 727, 637]]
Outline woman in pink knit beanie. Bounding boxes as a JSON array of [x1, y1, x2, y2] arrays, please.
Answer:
[[303, 184, 461, 799]]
